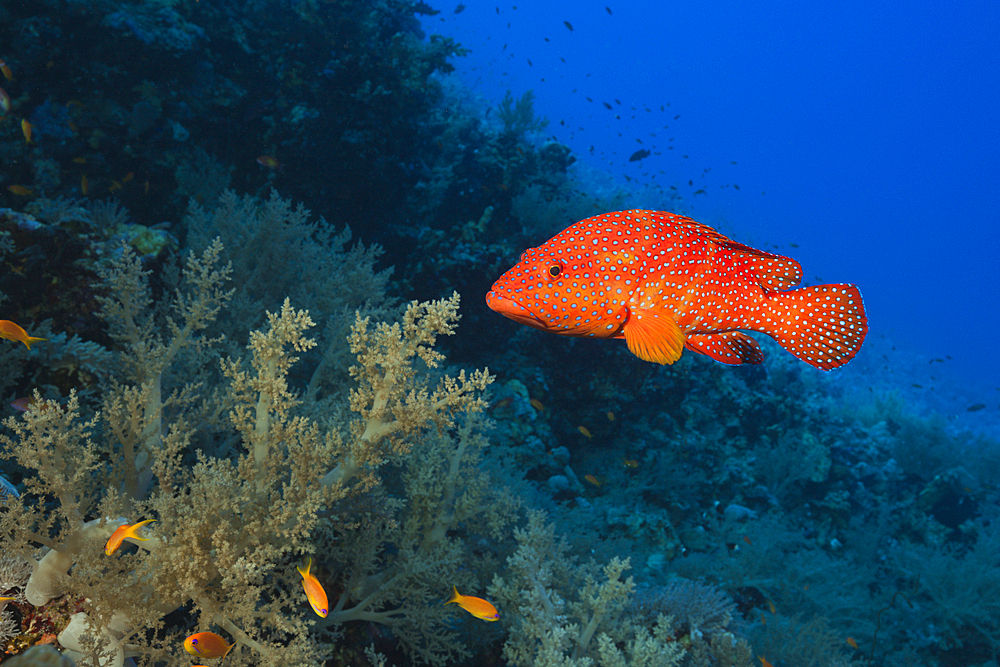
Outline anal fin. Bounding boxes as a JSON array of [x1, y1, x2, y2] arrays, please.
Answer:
[[685, 331, 764, 365]]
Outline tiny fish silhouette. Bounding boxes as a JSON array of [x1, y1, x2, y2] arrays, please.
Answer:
[[487, 210, 867, 370], [629, 149, 650, 162]]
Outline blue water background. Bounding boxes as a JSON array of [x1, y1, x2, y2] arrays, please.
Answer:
[[430, 0, 1000, 408]]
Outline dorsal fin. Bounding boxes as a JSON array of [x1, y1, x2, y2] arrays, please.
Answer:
[[721, 241, 803, 292], [640, 211, 803, 292]]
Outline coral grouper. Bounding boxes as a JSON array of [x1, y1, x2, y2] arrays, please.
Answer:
[[487, 210, 868, 370]]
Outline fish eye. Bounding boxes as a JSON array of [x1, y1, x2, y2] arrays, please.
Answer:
[[547, 265, 561, 278]]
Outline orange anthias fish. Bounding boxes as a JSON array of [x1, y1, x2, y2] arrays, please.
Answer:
[[0, 59, 12, 81], [0, 320, 45, 350], [183, 632, 235, 659], [104, 519, 156, 555], [445, 586, 499, 621], [297, 557, 329, 617], [21, 118, 32, 144], [487, 210, 867, 370], [11, 396, 42, 412], [0, 86, 10, 115]]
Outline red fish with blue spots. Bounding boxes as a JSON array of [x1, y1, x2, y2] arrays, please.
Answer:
[[487, 210, 867, 370]]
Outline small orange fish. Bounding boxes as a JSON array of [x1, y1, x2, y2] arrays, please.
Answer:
[[297, 557, 329, 617], [846, 636, 858, 649], [183, 632, 235, 659], [10, 396, 33, 412], [109, 180, 122, 192], [606, 411, 615, 421], [10, 396, 46, 412], [622, 458, 638, 468], [6, 185, 32, 197], [21, 118, 31, 144], [742, 535, 752, 546], [0, 86, 10, 114], [759, 656, 774, 667], [104, 519, 155, 555], [81, 174, 88, 196], [0, 59, 12, 81], [584, 474, 602, 486], [767, 599, 776, 614], [487, 210, 867, 370], [256, 155, 281, 170], [530, 398, 545, 411], [0, 320, 45, 349], [578, 425, 592, 439], [0, 596, 15, 615], [445, 586, 499, 621], [122, 171, 134, 183]]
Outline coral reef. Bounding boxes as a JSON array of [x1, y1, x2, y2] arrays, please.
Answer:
[[0, 239, 493, 665]]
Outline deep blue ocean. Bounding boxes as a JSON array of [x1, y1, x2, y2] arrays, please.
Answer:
[[434, 0, 1000, 410]]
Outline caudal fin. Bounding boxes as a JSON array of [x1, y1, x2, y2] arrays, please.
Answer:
[[764, 283, 867, 370]]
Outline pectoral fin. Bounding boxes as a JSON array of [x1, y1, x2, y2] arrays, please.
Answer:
[[623, 308, 685, 364]]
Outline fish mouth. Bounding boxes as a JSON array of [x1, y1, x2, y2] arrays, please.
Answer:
[[486, 290, 548, 330]]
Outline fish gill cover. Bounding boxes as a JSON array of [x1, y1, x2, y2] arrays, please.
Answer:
[[0, 2, 996, 667]]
